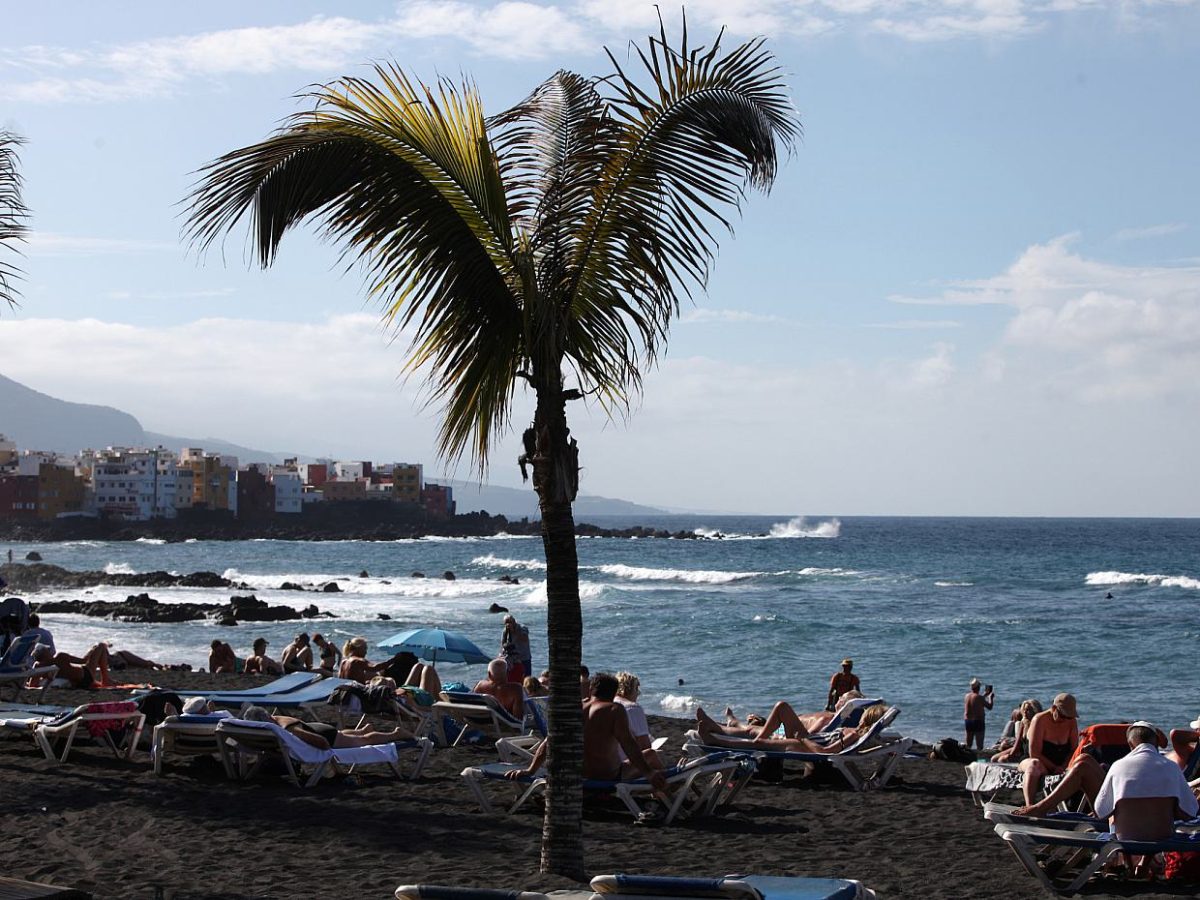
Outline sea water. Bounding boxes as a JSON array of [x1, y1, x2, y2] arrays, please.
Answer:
[[9, 516, 1199, 743]]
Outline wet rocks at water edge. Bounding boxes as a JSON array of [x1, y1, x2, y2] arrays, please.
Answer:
[[443, 571, 456, 580], [25, 551, 42, 561], [0, 562, 246, 592], [488, 603, 509, 614], [32, 591, 334, 625]]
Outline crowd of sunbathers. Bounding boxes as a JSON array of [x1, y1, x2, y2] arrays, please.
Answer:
[[21, 614, 190, 689]]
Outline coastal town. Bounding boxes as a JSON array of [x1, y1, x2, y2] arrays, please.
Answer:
[[0, 434, 455, 522]]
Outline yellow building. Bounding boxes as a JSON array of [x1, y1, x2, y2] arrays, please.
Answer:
[[180, 451, 234, 510], [37, 463, 86, 520], [392, 463, 423, 504]]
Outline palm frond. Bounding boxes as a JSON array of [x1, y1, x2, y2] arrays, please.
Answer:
[[564, 20, 798, 404], [183, 67, 524, 468], [0, 131, 30, 310]]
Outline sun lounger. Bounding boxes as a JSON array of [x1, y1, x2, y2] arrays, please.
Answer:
[[982, 800, 1200, 834], [964, 760, 1065, 806], [994, 820, 1200, 894], [432, 691, 528, 746], [0, 633, 59, 701], [683, 707, 910, 791], [199, 677, 356, 714], [590, 873, 876, 900], [215, 718, 432, 787], [151, 713, 235, 776], [461, 751, 756, 824], [395, 873, 876, 900], [25, 701, 146, 763], [169, 671, 321, 700]]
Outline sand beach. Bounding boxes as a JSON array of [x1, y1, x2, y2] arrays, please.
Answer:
[[0, 672, 1194, 900]]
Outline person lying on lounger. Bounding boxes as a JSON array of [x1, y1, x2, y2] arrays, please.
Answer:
[[506, 672, 668, 793], [723, 690, 867, 735], [695, 702, 888, 752], [241, 705, 414, 748], [34, 642, 111, 688]]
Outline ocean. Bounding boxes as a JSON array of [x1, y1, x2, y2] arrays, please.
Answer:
[[9, 515, 1199, 743]]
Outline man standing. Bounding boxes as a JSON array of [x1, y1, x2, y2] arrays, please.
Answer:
[[826, 658, 860, 711], [963, 677, 995, 749]]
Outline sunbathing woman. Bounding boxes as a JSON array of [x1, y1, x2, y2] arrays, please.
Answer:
[[696, 702, 888, 752], [719, 691, 868, 736], [241, 706, 414, 749]]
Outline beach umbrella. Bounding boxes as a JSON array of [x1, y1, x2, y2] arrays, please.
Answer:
[[376, 627, 490, 665]]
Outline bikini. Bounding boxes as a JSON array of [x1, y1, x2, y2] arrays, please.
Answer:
[[1041, 738, 1071, 767]]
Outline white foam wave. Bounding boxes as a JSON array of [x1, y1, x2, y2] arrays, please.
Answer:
[[219, 568, 520, 598], [594, 563, 759, 584], [795, 567, 859, 577], [521, 581, 607, 606], [135, 537, 166, 545], [183, 538, 198, 543], [103, 562, 136, 575], [935, 581, 975, 587], [769, 516, 841, 538], [752, 613, 777, 622], [1085, 571, 1200, 591], [472, 554, 547, 571], [658, 693, 700, 713]]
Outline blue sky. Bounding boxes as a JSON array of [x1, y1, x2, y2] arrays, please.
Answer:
[[2, 1, 1198, 515]]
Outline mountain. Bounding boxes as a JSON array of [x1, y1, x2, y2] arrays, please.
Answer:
[[0, 373, 145, 451], [0, 373, 665, 517]]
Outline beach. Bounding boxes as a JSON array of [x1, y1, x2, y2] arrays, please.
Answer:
[[0, 671, 1192, 900]]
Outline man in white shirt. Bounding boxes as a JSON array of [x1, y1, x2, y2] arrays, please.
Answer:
[[1093, 721, 1198, 840], [615, 670, 664, 770]]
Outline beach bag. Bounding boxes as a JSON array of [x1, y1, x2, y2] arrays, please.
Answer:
[[932, 738, 976, 764], [1163, 851, 1200, 882]]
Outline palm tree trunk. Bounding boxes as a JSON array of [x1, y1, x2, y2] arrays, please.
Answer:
[[532, 390, 585, 880]]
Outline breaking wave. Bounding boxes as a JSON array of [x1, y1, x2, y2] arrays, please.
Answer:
[[594, 563, 759, 583], [935, 581, 975, 587], [103, 562, 136, 575], [769, 517, 841, 538], [1085, 571, 1200, 591], [658, 693, 700, 713], [472, 554, 546, 571], [135, 537, 166, 545]]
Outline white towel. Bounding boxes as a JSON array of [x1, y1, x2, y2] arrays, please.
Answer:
[[1094, 743, 1199, 820], [222, 719, 398, 767]]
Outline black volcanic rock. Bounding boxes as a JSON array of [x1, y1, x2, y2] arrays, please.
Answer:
[[0, 563, 241, 592], [25, 551, 42, 561], [443, 571, 456, 581], [322, 582, 341, 593], [488, 603, 509, 613]]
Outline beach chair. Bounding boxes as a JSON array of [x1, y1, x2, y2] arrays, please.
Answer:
[[151, 713, 235, 776], [395, 873, 876, 900], [26, 701, 146, 763], [202, 677, 357, 715], [215, 718, 432, 788], [170, 671, 321, 700], [460, 751, 756, 824], [965, 760, 1068, 807], [683, 707, 911, 792], [589, 873, 876, 900], [0, 632, 59, 700], [324, 682, 436, 742], [817, 698, 885, 733], [432, 691, 527, 746], [993, 820, 1200, 894]]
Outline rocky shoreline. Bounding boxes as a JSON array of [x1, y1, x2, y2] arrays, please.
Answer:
[[0, 514, 731, 542]]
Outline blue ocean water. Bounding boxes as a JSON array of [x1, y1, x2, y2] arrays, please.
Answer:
[[10, 516, 1199, 742]]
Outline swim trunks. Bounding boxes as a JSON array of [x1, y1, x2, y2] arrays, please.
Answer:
[[964, 718, 984, 734]]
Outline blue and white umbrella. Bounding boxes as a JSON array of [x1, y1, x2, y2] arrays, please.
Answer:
[[377, 627, 490, 665]]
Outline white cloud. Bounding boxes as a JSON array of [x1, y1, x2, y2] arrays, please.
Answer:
[[680, 308, 792, 325], [865, 319, 962, 329], [3, 1, 1192, 103], [25, 232, 178, 257], [1112, 222, 1187, 242]]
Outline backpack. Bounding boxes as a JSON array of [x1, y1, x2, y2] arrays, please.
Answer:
[[933, 737, 977, 764]]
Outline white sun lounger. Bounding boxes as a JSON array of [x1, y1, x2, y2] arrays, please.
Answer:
[[215, 718, 432, 788], [432, 691, 528, 746], [21, 701, 146, 763], [151, 713, 235, 776], [683, 707, 910, 791], [965, 760, 1065, 806], [0, 633, 59, 701], [461, 751, 756, 824]]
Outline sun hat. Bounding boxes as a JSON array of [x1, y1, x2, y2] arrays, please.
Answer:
[[1127, 720, 1154, 730], [182, 697, 210, 715], [1052, 693, 1078, 718], [841, 658, 853, 666], [970, 677, 981, 688]]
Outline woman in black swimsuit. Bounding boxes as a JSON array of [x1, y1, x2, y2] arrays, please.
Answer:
[[1017, 692, 1080, 807], [241, 707, 414, 749]]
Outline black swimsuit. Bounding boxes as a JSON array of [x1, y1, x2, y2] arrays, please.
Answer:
[[1042, 738, 1071, 767]]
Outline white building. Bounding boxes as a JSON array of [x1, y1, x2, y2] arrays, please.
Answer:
[[270, 470, 303, 514], [82, 447, 179, 520], [334, 460, 368, 481]]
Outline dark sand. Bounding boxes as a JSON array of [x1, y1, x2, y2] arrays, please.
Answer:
[[0, 672, 1193, 899]]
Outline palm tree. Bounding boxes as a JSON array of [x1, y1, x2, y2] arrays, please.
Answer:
[[185, 20, 796, 878], [0, 131, 30, 309]]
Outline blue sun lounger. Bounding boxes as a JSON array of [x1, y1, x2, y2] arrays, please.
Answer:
[[198, 677, 357, 714], [0, 633, 59, 700], [395, 872, 876, 900], [171, 671, 320, 699], [994, 821, 1200, 894]]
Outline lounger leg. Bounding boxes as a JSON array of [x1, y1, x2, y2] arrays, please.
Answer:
[[304, 761, 327, 788], [152, 730, 165, 776], [509, 779, 546, 815], [461, 770, 496, 813]]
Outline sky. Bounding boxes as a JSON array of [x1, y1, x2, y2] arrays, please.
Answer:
[[1, 0, 1198, 516]]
